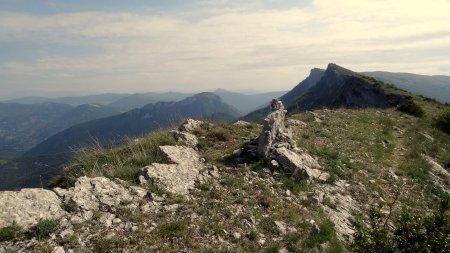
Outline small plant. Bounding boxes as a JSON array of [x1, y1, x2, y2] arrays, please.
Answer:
[[62, 234, 79, 248], [61, 199, 78, 212], [157, 220, 188, 239], [0, 222, 24, 242], [246, 229, 259, 241], [93, 236, 122, 253], [397, 100, 424, 117], [34, 219, 57, 239], [434, 111, 450, 134]]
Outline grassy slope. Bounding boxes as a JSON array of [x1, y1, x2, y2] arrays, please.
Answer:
[[14, 94, 450, 252]]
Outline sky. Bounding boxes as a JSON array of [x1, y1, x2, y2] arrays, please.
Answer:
[[1, 0, 450, 99]]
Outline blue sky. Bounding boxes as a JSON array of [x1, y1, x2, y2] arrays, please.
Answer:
[[1, 0, 450, 99]]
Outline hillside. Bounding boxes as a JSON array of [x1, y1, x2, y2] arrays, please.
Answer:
[[364, 71, 450, 103], [0, 92, 448, 252], [108, 92, 192, 111], [213, 89, 286, 115], [0, 102, 73, 158], [32, 104, 122, 143], [243, 64, 411, 122], [0, 93, 241, 190], [243, 68, 325, 121]]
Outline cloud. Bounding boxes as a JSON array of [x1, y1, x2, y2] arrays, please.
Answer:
[[1, 0, 450, 97]]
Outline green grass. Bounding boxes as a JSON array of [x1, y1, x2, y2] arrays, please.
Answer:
[[0, 222, 24, 242], [34, 219, 58, 239], [52, 131, 178, 188]]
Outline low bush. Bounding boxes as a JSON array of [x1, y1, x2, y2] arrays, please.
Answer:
[[352, 199, 450, 253], [435, 111, 450, 135], [157, 220, 188, 239], [0, 222, 24, 242], [397, 100, 424, 117], [34, 219, 57, 239]]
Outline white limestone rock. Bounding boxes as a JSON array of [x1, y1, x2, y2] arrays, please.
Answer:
[[142, 145, 204, 195], [0, 189, 65, 229]]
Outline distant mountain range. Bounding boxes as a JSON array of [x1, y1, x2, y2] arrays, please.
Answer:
[[0, 103, 121, 159], [4, 93, 129, 106], [0, 92, 241, 189], [363, 71, 450, 103], [0, 89, 285, 159], [2, 89, 287, 115]]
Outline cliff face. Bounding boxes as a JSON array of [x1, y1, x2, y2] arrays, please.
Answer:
[[244, 64, 410, 122], [242, 68, 325, 122], [289, 64, 409, 112]]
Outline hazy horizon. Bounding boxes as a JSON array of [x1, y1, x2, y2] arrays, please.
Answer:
[[1, 0, 450, 99]]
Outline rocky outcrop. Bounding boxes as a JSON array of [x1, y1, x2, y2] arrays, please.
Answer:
[[178, 119, 204, 133], [237, 99, 329, 182], [54, 177, 147, 213], [257, 99, 296, 157], [275, 147, 330, 182], [0, 189, 65, 229], [141, 145, 205, 195], [170, 130, 198, 146], [316, 180, 360, 241]]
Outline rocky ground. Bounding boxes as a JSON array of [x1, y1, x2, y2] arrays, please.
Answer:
[[0, 99, 449, 252]]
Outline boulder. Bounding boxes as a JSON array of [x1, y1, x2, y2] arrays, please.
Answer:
[[275, 147, 330, 182], [141, 145, 204, 194], [0, 189, 65, 228]]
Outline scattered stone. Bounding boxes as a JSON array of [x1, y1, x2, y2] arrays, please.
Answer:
[[170, 130, 198, 146], [286, 119, 307, 128], [274, 221, 287, 235], [179, 119, 205, 132], [0, 189, 65, 229], [311, 224, 321, 235], [53, 246, 65, 253], [417, 131, 434, 142], [141, 145, 204, 195], [233, 232, 242, 240], [286, 189, 291, 196], [271, 160, 279, 168], [233, 120, 251, 126]]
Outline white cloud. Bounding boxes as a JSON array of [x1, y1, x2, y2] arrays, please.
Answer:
[[1, 0, 450, 97]]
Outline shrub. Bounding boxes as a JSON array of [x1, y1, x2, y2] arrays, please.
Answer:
[[157, 220, 188, 239], [93, 236, 122, 253], [397, 100, 424, 117], [435, 111, 450, 135], [352, 199, 450, 253], [0, 222, 24, 242], [34, 219, 57, 239]]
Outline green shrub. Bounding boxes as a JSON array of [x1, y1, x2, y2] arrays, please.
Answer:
[[397, 100, 424, 117], [34, 219, 57, 239], [352, 199, 450, 253], [0, 222, 24, 242], [157, 220, 188, 239], [93, 236, 122, 253], [435, 111, 450, 135]]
